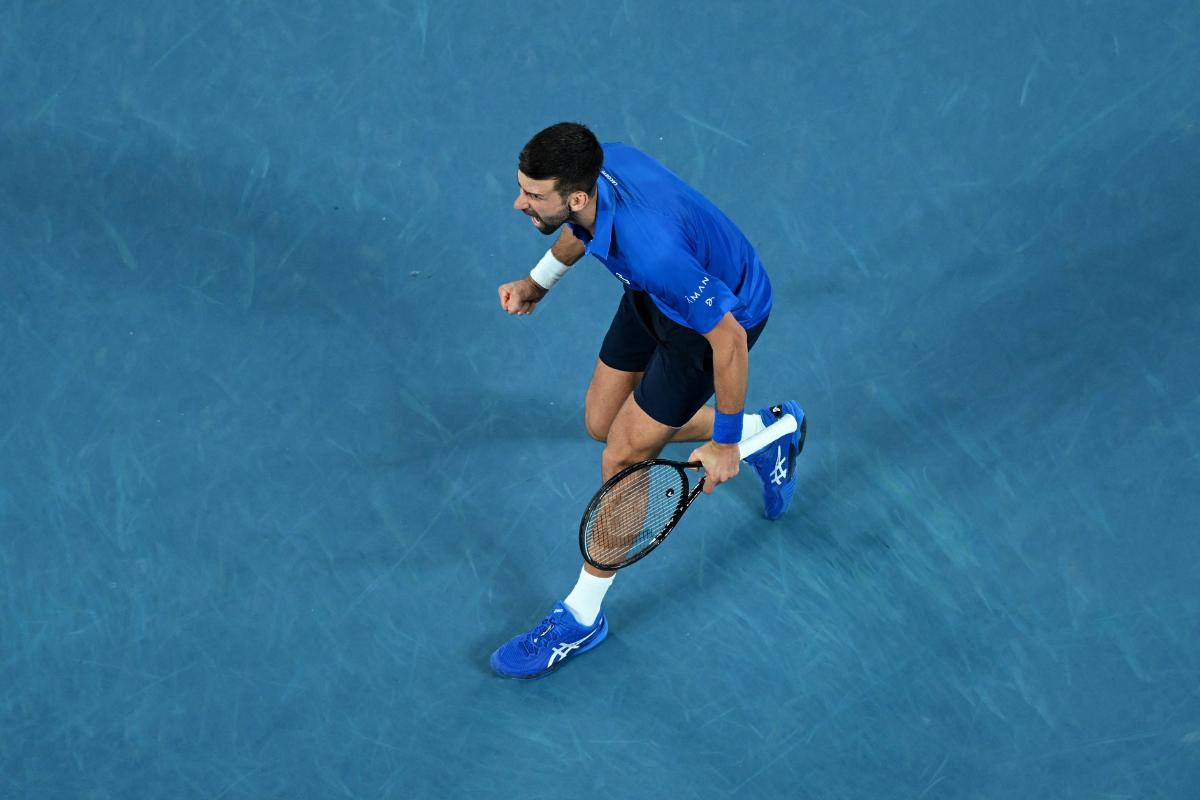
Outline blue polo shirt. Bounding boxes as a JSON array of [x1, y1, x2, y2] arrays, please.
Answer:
[[567, 143, 772, 334]]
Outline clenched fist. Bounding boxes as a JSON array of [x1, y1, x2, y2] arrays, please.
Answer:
[[498, 276, 549, 315]]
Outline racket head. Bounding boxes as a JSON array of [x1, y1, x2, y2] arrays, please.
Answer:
[[578, 459, 702, 571]]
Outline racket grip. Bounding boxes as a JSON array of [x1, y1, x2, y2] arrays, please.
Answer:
[[736, 414, 798, 460]]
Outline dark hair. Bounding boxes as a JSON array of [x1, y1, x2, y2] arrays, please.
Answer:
[[518, 122, 603, 197]]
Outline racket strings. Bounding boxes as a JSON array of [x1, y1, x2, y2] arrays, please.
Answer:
[[583, 463, 687, 567]]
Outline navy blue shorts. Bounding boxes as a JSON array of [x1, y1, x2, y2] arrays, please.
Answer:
[[598, 290, 768, 427]]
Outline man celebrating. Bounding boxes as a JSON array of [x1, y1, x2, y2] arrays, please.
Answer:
[[491, 122, 805, 679]]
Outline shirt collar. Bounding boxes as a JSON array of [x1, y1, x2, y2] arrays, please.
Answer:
[[568, 177, 614, 260]]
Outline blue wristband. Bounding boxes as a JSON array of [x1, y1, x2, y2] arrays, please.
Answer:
[[712, 410, 743, 444]]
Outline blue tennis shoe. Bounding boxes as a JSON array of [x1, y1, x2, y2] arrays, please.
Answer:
[[744, 401, 806, 520], [490, 602, 608, 679]]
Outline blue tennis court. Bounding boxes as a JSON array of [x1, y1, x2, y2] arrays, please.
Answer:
[[3, 2, 1198, 797]]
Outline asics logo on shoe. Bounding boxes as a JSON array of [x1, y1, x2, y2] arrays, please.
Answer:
[[770, 445, 788, 485], [547, 627, 600, 667]]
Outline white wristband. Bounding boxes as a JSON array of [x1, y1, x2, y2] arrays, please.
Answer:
[[529, 249, 572, 290]]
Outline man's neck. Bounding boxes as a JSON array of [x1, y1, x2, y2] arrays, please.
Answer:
[[572, 190, 599, 236]]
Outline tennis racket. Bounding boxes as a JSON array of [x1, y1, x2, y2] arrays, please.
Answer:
[[579, 414, 802, 571]]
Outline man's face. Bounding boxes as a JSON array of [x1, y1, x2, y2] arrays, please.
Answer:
[[514, 171, 572, 235]]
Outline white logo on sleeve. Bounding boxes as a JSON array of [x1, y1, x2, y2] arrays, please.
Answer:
[[685, 276, 711, 304], [614, 272, 631, 285]]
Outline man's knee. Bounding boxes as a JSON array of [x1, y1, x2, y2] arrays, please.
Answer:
[[584, 412, 609, 443], [601, 442, 639, 476], [601, 424, 667, 477], [584, 395, 611, 442]]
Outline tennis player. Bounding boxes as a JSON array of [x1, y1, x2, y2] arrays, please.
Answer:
[[490, 122, 805, 678]]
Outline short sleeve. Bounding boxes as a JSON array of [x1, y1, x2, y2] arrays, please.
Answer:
[[640, 247, 739, 334]]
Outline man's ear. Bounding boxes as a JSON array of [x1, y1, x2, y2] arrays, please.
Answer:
[[568, 190, 590, 212]]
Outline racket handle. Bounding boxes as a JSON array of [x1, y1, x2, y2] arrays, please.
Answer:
[[736, 414, 798, 460]]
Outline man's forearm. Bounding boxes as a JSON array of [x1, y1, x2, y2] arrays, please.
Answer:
[[530, 229, 586, 291], [704, 312, 749, 418], [551, 227, 587, 265], [688, 312, 748, 485], [711, 340, 748, 416]]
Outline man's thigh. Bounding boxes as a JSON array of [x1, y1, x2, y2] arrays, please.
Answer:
[[603, 390, 678, 477], [584, 359, 641, 442], [587, 291, 658, 441], [633, 309, 771, 427]]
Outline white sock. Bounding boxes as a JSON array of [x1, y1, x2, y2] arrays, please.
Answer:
[[742, 412, 767, 440], [563, 567, 613, 627]]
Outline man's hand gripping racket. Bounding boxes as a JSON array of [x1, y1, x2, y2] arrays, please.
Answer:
[[579, 414, 800, 571]]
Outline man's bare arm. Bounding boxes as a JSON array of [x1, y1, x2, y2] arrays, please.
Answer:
[[551, 226, 587, 266], [498, 227, 587, 314], [687, 311, 748, 492]]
